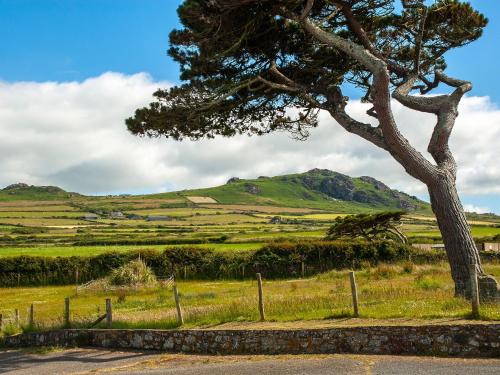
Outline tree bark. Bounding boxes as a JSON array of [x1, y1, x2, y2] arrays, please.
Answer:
[[427, 171, 499, 299]]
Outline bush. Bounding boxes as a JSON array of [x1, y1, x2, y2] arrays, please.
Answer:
[[1, 240, 495, 287], [108, 259, 157, 287], [415, 275, 443, 290]]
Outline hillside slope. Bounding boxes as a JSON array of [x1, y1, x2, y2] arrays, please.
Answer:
[[158, 169, 431, 213], [0, 183, 79, 201], [0, 170, 430, 213]]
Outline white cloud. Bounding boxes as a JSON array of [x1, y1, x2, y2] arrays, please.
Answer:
[[0, 72, 499, 211], [463, 204, 491, 214]]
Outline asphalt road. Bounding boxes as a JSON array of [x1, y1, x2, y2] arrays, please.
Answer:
[[1, 348, 500, 375]]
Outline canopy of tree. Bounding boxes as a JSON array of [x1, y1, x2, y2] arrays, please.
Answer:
[[126, 0, 486, 141]]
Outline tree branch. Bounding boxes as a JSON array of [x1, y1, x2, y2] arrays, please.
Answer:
[[332, 0, 408, 77], [414, 7, 428, 74], [371, 71, 438, 183], [300, 0, 315, 20], [288, 11, 438, 182], [298, 16, 386, 74], [426, 71, 471, 169], [393, 75, 448, 113], [325, 86, 387, 150]]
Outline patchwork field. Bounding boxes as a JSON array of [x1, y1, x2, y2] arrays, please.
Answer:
[[0, 190, 498, 258]]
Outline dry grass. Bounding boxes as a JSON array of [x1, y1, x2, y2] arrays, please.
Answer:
[[199, 204, 319, 214], [1, 262, 498, 335], [186, 196, 218, 204]]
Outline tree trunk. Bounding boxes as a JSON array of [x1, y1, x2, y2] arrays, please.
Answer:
[[427, 173, 499, 299]]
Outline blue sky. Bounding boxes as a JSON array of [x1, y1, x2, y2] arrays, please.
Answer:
[[0, 0, 498, 99], [0, 0, 183, 83], [0, 0, 499, 213]]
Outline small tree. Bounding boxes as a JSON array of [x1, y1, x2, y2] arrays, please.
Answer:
[[326, 211, 407, 243], [126, 0, 498, 298]]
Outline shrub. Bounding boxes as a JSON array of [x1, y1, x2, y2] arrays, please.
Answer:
[[402, 261, 415, 274], [371, 264, 398, 279], [108, 259, 157, 287], [1, 240, 495, 287], [415, 276, 443, 290]]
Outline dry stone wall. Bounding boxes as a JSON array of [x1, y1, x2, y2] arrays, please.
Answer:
[[3, 324, 500, 357]]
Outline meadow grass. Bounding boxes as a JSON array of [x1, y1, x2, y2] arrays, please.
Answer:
[[406, 226, 500, 238], [0, 242, 263, 258], [1, 262, 498, 335]]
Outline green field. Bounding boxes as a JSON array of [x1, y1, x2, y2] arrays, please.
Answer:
[[406, 226, 500, 238], [1, 262, 498, 336], [0, 243, 262, 258], [0, 183, 498, 258]]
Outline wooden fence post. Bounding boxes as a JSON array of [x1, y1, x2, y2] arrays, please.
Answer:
[[29, 304, 34, 327], [301, 261, 305, 278], [105, 298, 112, 328], [64, 297, 70, 326], [15, 309, 19, 326], [256, 273, 265, 321], [349, 271, 359, 318], [173, 281, 184, 325], [469, 264, 480, 319], [0, 313, 3, 330], [75, 269, 79, 296]]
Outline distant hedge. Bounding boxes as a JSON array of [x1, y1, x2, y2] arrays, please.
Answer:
[[1, 240, 493, 287]]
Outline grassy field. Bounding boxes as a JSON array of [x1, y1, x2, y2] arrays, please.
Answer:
[[0, 243, 263, 257], [0, 172, 498, 259], [1, 262, 498, 336], [0, 181, 499, 337], [406, 226, 500, 238], [0, 192, 497, 258]]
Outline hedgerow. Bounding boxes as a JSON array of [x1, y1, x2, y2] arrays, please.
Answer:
[[1, 240, 493, 287]]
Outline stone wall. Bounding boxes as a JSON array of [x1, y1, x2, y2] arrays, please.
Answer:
[[3, 324, 500, 357]]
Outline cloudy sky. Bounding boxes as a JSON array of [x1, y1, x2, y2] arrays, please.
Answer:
[[0, 0, 499, 213]]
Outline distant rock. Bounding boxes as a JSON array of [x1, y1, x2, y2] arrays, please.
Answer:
[[244, 183, 261, 195], [1, 182, 80, 198], [293, 169, 421, 210], [359, 176, 390, 191], [319, 173, 355, 200], [226, 177, 241, 184], [397, 197, 419, 211], [2, 183, 30, 190], [2, 183, 66, 194]]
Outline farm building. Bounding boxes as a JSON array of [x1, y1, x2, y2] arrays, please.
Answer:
[[110, 211, 125, 219], [269, 216, 286, 224], [483, 243, 500, 252], [411, 243, 445, 251], [127, 214, 142, 220]]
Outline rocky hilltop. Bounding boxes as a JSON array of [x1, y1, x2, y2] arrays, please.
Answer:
[[0, 183, 79, 199], [223, 168, 425, 211]]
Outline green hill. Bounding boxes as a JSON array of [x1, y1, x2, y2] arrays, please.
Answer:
[[0, 183, 79, 201], [0, 170, 431, 213], [155, 169, 431, 213]]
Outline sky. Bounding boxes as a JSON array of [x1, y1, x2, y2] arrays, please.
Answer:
[[0, 0, 499, 213]]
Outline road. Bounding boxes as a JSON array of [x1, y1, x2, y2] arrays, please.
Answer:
[[1, 348, 499, 374]]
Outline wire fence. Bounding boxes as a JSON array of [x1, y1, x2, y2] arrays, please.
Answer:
[[1, 268, 498, 335]]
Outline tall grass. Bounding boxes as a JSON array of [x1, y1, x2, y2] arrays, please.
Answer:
[[1, 262, 498, 336]]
